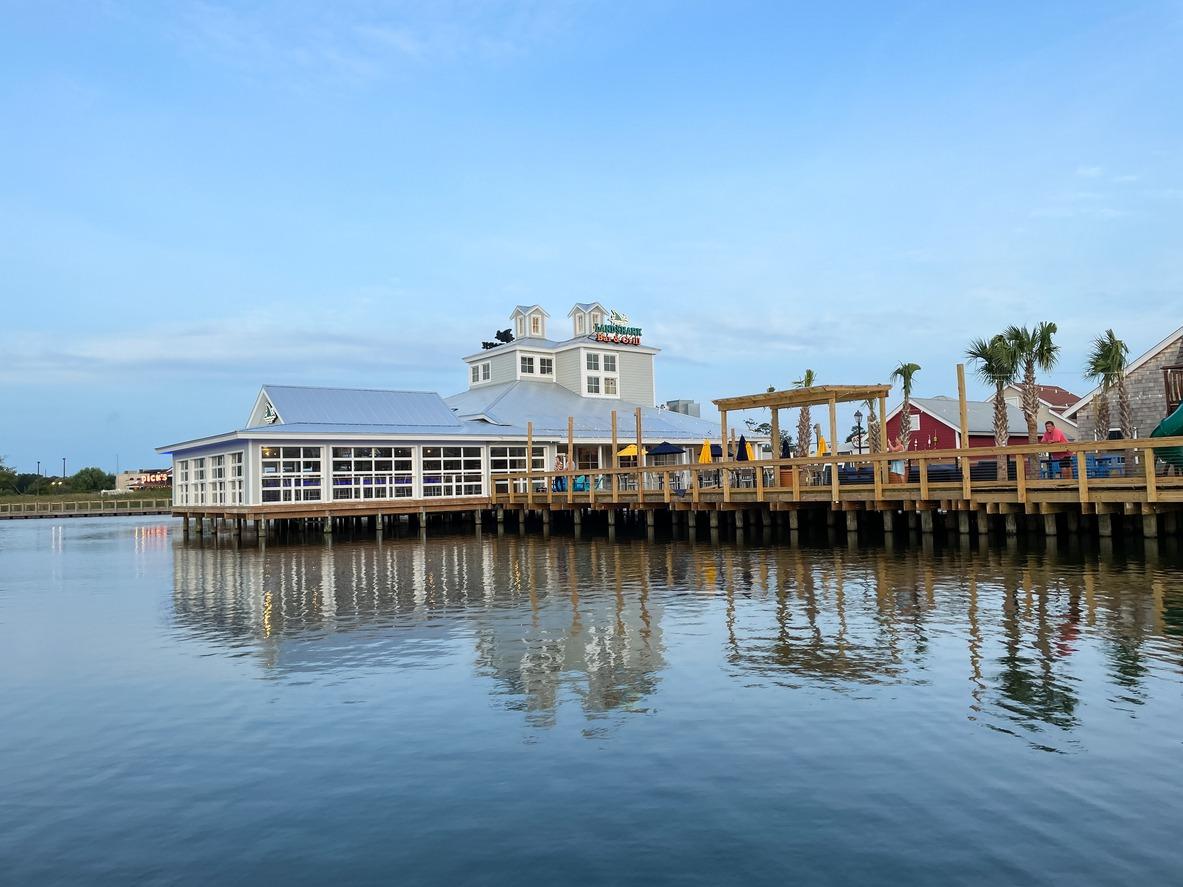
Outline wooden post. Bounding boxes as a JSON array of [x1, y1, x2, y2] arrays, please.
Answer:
[[770, 407, 780, 463], [1016, 453, 1027, 504], [878, 393, 888, 448], [1076, 450, 1090, 505], [635, 407, 644, 496], [526, 421, 534, 507], [611, 409, 619, 503], [956, 363, 972, 502], [567, 415, 575, 505], [919, 457, 929, 500], [1144, 445, 1158, 503], [828, 396, 839, 504]]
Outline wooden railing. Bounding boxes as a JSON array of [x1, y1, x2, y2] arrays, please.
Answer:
[[0, 498, 173, 517], [496, 436, 1183, 508]]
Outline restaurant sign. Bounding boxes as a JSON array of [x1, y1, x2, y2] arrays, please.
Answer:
[[594, 309, 643, 346]]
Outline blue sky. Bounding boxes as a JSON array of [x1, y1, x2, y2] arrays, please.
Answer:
[[2, 0, 1181, 472]]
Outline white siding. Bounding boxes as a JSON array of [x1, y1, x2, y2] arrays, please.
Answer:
[[555, 350, 581, 394]]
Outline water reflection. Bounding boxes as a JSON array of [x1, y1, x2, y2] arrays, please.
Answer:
[[171, 533, 1183, 751]]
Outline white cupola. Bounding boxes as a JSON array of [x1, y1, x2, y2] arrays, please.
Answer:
[[510, 305, 549, 340], [567, 302, 607, 338]]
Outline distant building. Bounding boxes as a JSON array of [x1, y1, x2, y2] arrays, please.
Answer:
[[665, 399, 701, 418], [885, 396, 1027, 452], [116, 468, 172, 491], [1002, 383, 1080, 440], [1063, 326, 1183, 438]]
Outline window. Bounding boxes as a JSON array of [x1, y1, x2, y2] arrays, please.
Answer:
[[605, 377, 618, 395], [576, 315, 584, 335], [192, 457, 206, 505], [176, 459, 190, 505], [331, 446, 413, 500], [481, 363, 490, 381], [586, 353, 600, 371], [530, 315, 541, 336], [587, 376, 601, 394], [210, 454, 226, 504], [516, 317, 525, 337], [603, 354, 617, 373], [471, 365, 480, 383], [229, 452, 244, 504], [489, 445, 547, 493], [584, 350, 619, 398], [260, 446, 322, 502], [539, 357, 553, 376], [520, 355, 535, 375], [422, 446, 483, 497], [471, 362, 490, 383], [591, 312, 603, 328]]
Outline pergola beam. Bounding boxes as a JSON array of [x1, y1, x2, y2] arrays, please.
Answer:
[[713, 384, 891, 413]]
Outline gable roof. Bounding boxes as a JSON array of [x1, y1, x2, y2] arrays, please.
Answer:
[[511, 304, 549, 318], [568, 302, 606, 316], [446, 380, 718, 439], [253, 385, 461, 428], [1065, 325, 1183, 417], [1034, 384, 1080, 410], [887, 396, 1026, 436]]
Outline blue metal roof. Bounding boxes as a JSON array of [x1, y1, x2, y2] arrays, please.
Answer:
[[258, 385, 460, 428], [446, 381, 719, 439]]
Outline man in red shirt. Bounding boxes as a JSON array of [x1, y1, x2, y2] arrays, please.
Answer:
[[1041, 420, 1072, 478]]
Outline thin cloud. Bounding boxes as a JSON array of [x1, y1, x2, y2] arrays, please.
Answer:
[[1075, 165, 1104, 178]]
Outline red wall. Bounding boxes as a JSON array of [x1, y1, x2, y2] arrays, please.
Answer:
[[885, 406, 1025, 453]]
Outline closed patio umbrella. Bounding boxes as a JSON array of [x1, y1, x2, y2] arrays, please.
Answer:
[[698, 440, 713, 463], [736, 435, 750, 462]]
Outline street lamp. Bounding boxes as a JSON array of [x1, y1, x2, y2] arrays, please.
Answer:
[[854, 409, 864, 454]]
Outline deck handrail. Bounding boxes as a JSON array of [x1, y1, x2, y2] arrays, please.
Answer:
[[499, 435, 1183, 505], [0, 498, 172, 516]]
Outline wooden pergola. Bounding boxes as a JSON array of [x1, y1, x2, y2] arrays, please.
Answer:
[[713, 384, 893, 460]]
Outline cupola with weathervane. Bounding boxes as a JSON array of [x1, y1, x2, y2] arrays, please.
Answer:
[[510, 305, 549, 340]]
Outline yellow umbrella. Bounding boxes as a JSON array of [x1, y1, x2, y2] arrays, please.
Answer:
[[698, 440, 713, 463], [617, 444, 638, 457], [745, 441, 755, 460], [815, 433, 828, 456]]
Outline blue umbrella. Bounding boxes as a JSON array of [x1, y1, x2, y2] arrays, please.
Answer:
[[736, 435, 750, 462]]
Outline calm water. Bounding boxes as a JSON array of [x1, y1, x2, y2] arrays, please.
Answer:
[[2, 518, 1182, 885]]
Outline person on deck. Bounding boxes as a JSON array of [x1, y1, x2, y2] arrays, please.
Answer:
[[1041, 420, 1073, 478]]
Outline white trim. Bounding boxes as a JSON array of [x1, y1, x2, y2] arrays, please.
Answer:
[[1065, 325, 1183, 416]]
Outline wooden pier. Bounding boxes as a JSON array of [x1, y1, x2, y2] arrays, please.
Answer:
[[0, 498, 173, 520]]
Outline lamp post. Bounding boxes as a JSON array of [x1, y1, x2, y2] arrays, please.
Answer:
[[62, 457, 66, 480], [854, 409, 864, 454]]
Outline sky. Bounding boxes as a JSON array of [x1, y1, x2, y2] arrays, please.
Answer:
[[1, 0, 1181, 473]]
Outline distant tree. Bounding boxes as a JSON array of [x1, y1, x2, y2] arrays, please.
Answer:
[[0, 457, 15, 493], [13, 473, 50, 495], [1086, 330, 1131, 440], [71, 466, 115, 492], [793, 369, 816, 458], [967, 335, 1019, 474], [744, 419, 792, 457], [890, 362, 922, 449]]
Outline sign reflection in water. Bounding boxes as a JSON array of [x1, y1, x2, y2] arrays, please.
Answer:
[[171, 533, 1181, 747]]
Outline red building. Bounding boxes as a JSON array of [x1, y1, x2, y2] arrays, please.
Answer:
[[885, 396, 1027, 453]]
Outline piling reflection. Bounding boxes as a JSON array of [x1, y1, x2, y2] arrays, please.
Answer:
[[171, 532, 1183, 749]]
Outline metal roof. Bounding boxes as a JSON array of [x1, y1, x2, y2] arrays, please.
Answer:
[[446, 380, 720, 439], [258, 385, 460, 428], [904, 396, 1027, 436]]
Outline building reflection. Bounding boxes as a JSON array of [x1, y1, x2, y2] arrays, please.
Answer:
[[172, 532, 1181, 746]]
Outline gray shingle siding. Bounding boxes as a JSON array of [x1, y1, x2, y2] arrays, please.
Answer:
[[1072, 334, 1183, 438]]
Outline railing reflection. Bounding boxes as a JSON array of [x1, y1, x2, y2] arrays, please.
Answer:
[[171, 535, 1181, 746]]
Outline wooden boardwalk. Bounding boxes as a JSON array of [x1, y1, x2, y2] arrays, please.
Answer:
[[0, 498, 173, 520]]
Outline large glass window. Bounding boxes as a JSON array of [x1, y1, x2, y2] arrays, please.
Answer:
[[175, 459, 190, 505], [489, 445, 546, 493], [229, 452, 244, 504], [330, 446, 413, 500], [261, 446, 322, 502], [422, 446, 483, 497], [192, 457, 206, 505], [210, 454, 226, 505]]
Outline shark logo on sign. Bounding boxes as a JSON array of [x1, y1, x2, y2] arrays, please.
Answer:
[[261, 402, 279, 425], [594, 310, 642, 346]]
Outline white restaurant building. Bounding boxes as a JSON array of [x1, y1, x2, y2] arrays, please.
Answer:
[[157, 304, 725, 509]]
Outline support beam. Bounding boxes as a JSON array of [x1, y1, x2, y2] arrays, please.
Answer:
[[1143, 512, 1159, 539], [920, 511, 934, 535], [1043, 514, 1058, 537], [846, 510, 859, 533]]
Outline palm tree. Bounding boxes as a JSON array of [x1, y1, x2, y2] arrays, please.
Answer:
[[890, 362, 922, 449], [863, 398, 882, 453], [967, 335, 1019, 474], [1005, 322, 1060, 443], [793, 369, 816, 458], [1086, 329, 1131, 440]]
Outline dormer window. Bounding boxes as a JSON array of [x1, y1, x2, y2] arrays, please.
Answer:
[[530, 315, 541, 336], [591, 312, 602, 329], [575, 315, 584, 335], [516, 317, 525, 338]]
